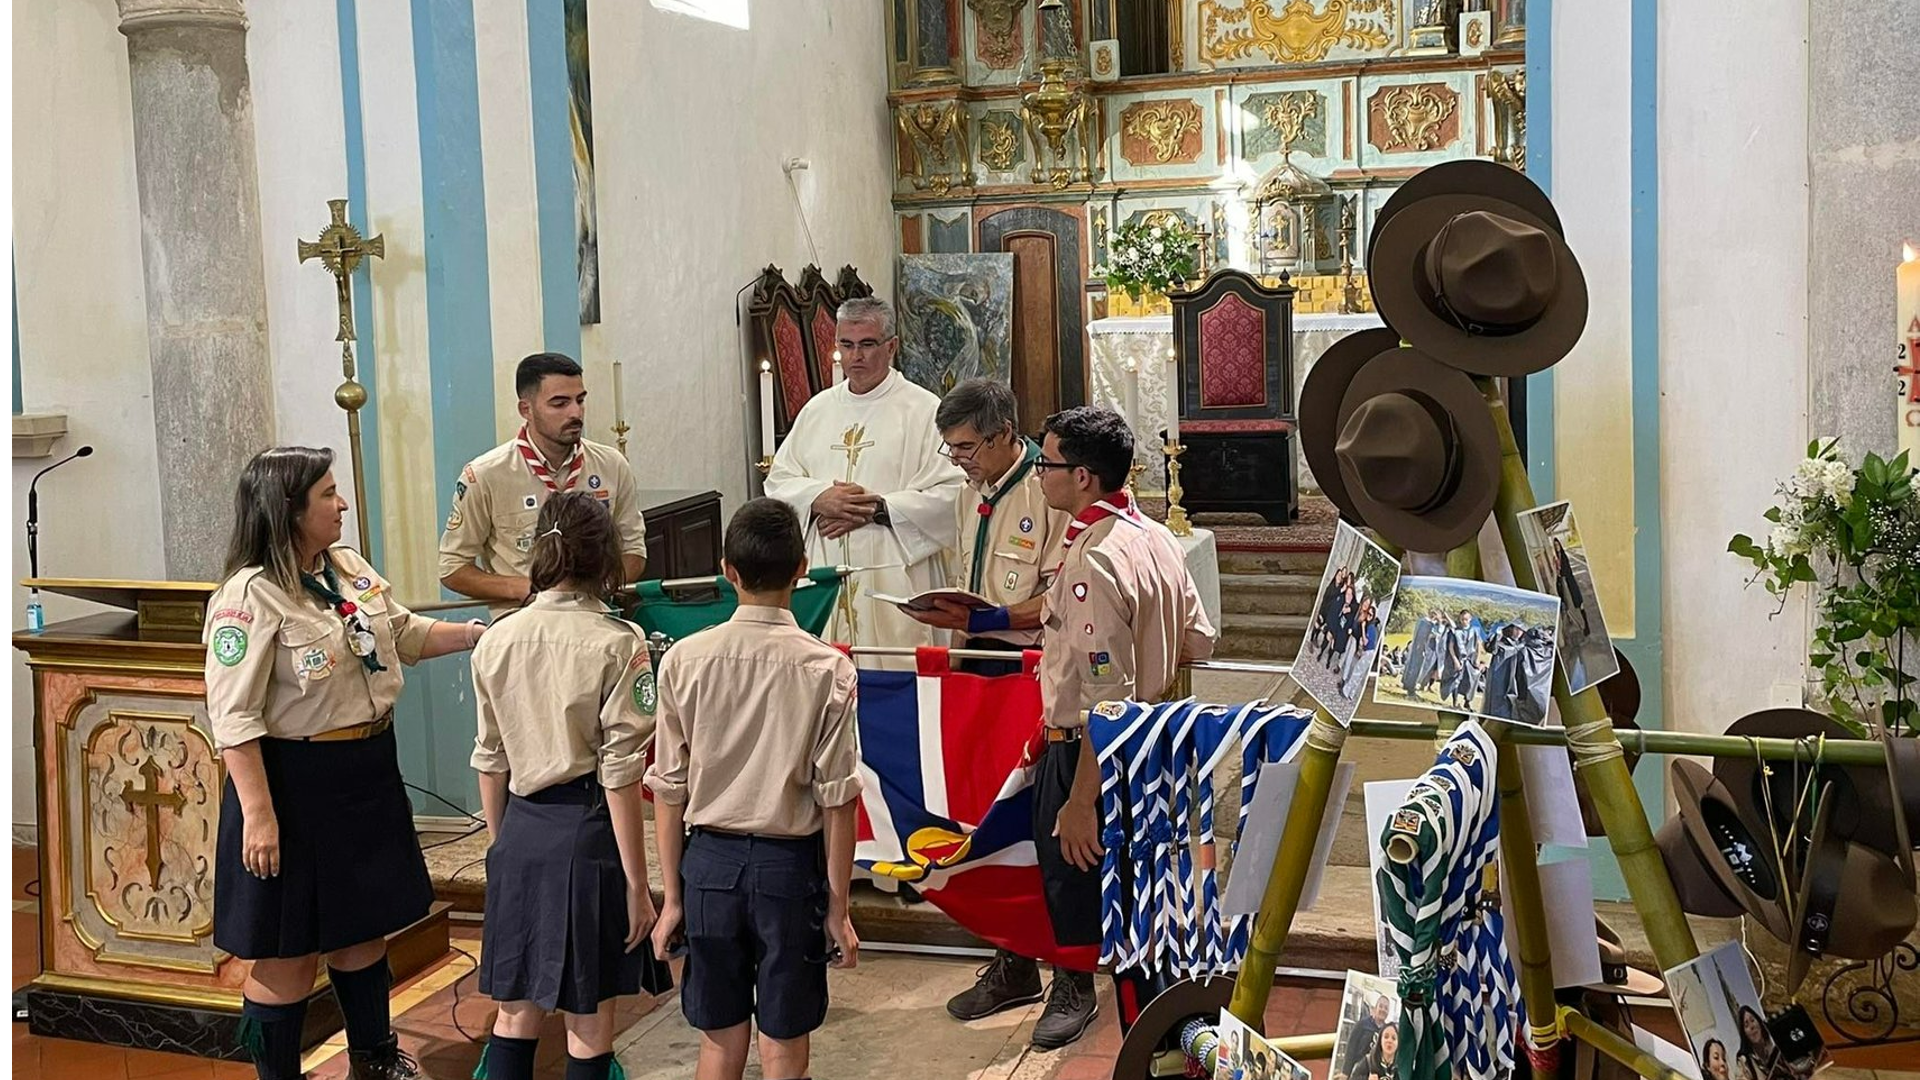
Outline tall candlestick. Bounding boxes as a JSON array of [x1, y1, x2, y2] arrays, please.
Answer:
[[611, 359, 629, 455], [1900, 241, 1920, 462], [832, 349, 844, 385], [759, 360, 777, 453], [1165, 347, 1181, 443]]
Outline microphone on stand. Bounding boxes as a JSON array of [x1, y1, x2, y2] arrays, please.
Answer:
[[25, 445, 94, 632]]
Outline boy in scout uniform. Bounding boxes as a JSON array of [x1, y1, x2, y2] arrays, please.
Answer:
[[1027, 406, 1217, 1049], [646, 498, 862, 1080], [910, 379, 1070, 677], [440, 353, 648, 616]]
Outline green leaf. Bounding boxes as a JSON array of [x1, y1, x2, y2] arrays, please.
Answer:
[[1763, 507, 1783, 523], [1809, 652, 1833, 667]]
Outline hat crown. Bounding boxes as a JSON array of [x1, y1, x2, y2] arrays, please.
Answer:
[[1426, 211, 1559, 327], [1335, 394, 1451, 511]]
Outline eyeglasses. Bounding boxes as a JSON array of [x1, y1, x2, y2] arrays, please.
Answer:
[[938, 431, 1003, 462], [1032, 457, 1081, 472], [835, 337, 895, 354]]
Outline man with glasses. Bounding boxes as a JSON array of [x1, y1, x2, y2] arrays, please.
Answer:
[[1027, 406, 1216, 1049], [765, 296, 964, 667]]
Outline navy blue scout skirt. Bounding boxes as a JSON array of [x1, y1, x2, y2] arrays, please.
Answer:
[[480, 775, 673, 1014], [213, 727, 434, 959]]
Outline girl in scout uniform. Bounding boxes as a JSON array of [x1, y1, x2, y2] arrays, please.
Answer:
[[469, 491, 672, 1080], [204, 447, 486, 1080]]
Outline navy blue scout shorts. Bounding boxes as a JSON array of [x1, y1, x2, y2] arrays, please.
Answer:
[[679, 829, 831, 1040]]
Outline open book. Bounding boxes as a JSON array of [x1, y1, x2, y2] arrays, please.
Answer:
[[869, 588, 998, 614]]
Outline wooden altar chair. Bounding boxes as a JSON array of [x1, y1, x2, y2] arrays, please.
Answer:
[[1170, 269, 1300, 524], [747, 266, 816, 441]]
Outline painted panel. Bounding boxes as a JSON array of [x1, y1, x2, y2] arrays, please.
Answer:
[[978, 205, 1089, 410], [928, 211, 974, 253], [898, 253, 1017, 395], [1103, 89, 1219, 182], [1356, 72, 1477, 171]]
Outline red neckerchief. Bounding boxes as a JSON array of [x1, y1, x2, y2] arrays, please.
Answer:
[[513, 424, 584, 493], [1060, 490, 1139, 551]]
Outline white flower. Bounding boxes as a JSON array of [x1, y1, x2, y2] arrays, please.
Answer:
[[1768, 523, 1805, 558], [1152, 242, 1165, 255], [1789, 457, 1825, 499], [1818, 458, 1853, 502], [1909, 471, 1920, 503], [1150, 226, 1164, 239]]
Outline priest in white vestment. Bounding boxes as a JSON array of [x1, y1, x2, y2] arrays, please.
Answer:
[[765, 296, 965, 664]]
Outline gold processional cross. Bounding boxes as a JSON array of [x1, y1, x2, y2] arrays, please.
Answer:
[[120, 756, 185, 890], [832, 425, 876, 638], [298, 198, 385, 525]]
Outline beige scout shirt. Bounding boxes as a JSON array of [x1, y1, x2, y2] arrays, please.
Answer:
[[948, 442, 1072, 649], [437, 438, 647, 616], [203, 546, 437, 750], [469, 591, 655, 796], [643, 605, 862, 837], [1039, 514, 1217, 729]]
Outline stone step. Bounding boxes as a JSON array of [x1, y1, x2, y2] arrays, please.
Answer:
[[1217, 612, 1311, 661], [1221, 573, 1321, 616], [1217, 547, 1331, 576]]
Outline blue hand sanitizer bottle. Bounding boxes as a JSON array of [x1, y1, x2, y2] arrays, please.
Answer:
[[25, 588, 45, 633]]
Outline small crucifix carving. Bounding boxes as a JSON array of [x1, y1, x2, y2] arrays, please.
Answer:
[[120, 756, 186, 890]]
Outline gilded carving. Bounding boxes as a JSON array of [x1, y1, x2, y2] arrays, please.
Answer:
[[1020, 60, 1095, 187], [1487, 69, 1527, 171], [1242, 90, 1326, 160], [968, 0, 1029, 70], [1367, 83, 1461, 154], [978, 113, 1022, 172], [897, 100, 976, 195], [1198, 0, 1395, 66], [1120, 98, 1205, 165], [83, 712, 218, 947]]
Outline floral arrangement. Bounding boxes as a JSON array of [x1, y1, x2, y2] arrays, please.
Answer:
[[1095, 218, 1201, 302], [1730, 439, 1920, 733]]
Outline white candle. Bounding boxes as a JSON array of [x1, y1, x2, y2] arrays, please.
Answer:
[[758, 360, 777, 452], [832, 349, 844, 385], [612, 359, 625, 426], [1901, 241, 1920, 461], [1165, 347, 1181, 444], [1123, 360, 1140, 433]]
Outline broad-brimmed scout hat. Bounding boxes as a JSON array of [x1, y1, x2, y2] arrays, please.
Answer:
[[1587, 917, 1664, 997], [1575, 648, 1642, 836], [1299, 328, 1401, 530], [1655, 758, 1794, 941], [1714, 708, 1902, 858], [1784, 772, 1917, 993]]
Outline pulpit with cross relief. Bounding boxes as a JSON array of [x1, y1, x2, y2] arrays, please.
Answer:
[[14, 579, 449, 1058]]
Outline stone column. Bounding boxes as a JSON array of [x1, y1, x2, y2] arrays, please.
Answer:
[[118, 0, 276, 581], [1808, 1, 1920, 455]]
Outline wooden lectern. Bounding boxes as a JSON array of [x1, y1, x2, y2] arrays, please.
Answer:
[[14, 579, 450, 1058]]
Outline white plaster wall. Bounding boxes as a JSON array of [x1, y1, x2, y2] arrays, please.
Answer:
[[591, 0, 898, 510], [11, 0, 167, 830], [1548, 0, 1636, 637], [1657, 2, 1811, 735]]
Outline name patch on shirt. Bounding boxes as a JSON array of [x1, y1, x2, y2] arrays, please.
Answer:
[[210, 608, 254, 625], [211, 626, 248, 667], [633, 670, 658, 714], [1088, 651, 1112, 677]]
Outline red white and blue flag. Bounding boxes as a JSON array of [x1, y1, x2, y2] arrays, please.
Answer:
[[853, 647, 1102, 972]]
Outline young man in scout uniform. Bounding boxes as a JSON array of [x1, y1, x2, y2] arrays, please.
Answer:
[[1027, 405, 1217, 1049], [903, 380, 1074, 1023], [646, 498, 862, 1080], [440, 353, 648, 617]]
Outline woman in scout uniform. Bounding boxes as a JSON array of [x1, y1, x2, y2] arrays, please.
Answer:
[[204, 447, 486, 1080], [469, 491, 672, 1080]]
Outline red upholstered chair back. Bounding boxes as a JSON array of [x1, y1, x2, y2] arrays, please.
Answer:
[[1170, 269, 1296, 435], [747, 266, 814, 434]]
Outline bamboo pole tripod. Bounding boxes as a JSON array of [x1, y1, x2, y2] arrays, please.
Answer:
[[1121, 380, 1892, 1079]]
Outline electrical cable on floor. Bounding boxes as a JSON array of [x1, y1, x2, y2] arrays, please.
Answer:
[[419, 824, 487, 852], [405, 782, 483, 823], [446, 942, 487, 1044]]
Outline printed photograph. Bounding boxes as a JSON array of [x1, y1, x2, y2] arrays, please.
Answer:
[[1371, 576, 1561, 726], [1214, 1008, 1311, 1080], [1665, 941, 1829, 1080], [1294, 521, 1403, 726], [1328, 971, 1402, 1080], [1518, 500, 1620, 694]]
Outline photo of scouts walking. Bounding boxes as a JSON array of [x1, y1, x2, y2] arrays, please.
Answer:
[[1293, 521, 1403, 726], [1371, 576, 1561, 726], [1517, 500, 1620, 695]]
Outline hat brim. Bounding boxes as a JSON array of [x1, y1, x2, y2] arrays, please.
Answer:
[[1370, 193, 1589, 378], [1589, 962, 1664, 998], [1672, 759, 1794, 942], [1369, 159, 1564, 255], [1299, 327, 1403, 528], [1596, 647, 1641, 730], [1654, 815, 1747, 919], [1714, 708, 1901, 857], [1787, 789, 1917, 994], [1332, 346, 1501, 553], [1113, 975, 1235, 1080]]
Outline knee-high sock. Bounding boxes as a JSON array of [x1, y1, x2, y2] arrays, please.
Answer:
[[564, 1050, 620, 1080], [480, 1034, 539, 1080], [326, 957, 393, 1051], [239, 997, 307, 1080]]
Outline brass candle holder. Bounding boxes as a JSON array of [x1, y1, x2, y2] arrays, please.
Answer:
[[756, 454, 774, 477], [1127, 461, 1143, 499], [1163, 441, 1193, 537]]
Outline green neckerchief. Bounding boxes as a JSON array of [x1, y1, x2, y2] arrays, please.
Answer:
[[300, 555, 386, 674], [968, 437, 1042, 593]]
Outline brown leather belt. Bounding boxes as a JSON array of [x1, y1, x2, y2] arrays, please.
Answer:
[[1043, 725, 1084, 743], [300, 714, 393, 743]]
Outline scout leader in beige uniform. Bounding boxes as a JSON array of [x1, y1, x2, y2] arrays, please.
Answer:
[[203, 447, 486, 1080], [440, 353, 647, 616], [1028, 406, 1216, 1050], [907, 379, 1069, 678]]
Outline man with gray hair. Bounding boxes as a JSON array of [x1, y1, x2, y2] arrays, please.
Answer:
[[765, 296, 965, 664]]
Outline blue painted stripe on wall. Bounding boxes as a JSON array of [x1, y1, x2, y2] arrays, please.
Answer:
[[527, 0, 582, 360], [12, 252, 21, 415], [337, 0, 386, 566], [1624, 0, 1664, 817], [1524, 0, 1554, 501]]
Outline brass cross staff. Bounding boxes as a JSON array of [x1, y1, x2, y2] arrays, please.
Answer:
[[120, 756, 186, 890], [298, 198, 384, 527]]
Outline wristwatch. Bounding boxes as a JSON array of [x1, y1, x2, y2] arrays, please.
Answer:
[[872, 498, 892, 527]]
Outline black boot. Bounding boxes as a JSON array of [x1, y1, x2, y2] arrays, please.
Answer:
[[1030, 969, 1097, 1050], [946, 950, 1043, 1021], [346, 1033, 429, 1080]]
